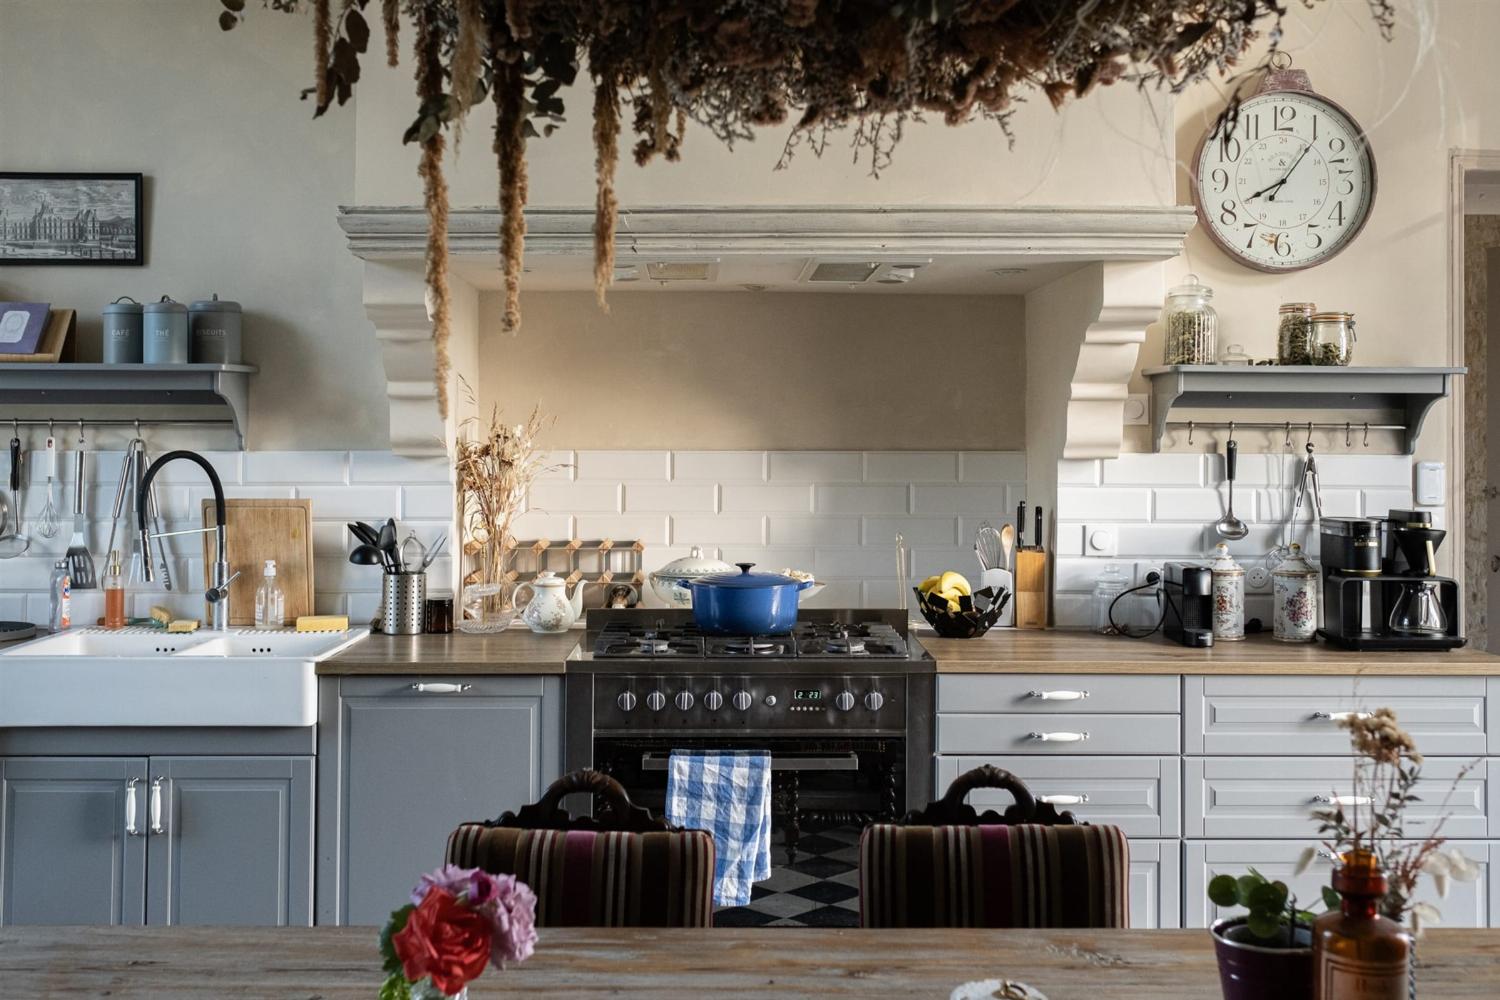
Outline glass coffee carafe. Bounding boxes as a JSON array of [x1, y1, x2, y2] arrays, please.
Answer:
[[1388, 527, 1448, 636]]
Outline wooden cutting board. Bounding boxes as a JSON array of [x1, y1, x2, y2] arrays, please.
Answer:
[[202, 498, 314, 627]]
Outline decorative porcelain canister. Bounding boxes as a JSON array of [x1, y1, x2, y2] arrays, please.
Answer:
[[1209, 543, 1245, 641], [1272, 543, 1319, 642]]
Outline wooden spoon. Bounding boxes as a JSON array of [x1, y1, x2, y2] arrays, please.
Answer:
[[999, 522, 1016, 572]]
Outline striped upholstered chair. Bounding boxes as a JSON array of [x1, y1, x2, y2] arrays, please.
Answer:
[[447, 770, 715, 927], [860, 764, 1130, 928]]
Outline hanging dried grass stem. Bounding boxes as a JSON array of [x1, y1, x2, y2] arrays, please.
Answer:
[[415, 3, 451, 418], [380, 0, 399, 67], [450, 0, 485, 142], [493, 42, 528, 334], [313, 0, 332, 109], [592, 75, 620, 311]]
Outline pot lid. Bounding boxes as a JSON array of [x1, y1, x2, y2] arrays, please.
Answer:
[[190, 293, 241, 313], [1274, 542, 1317, 577], [692, 562, 800, 589], [652, 546, 734, 579], [103, 296, 142, 315], [1209, 542, 1243, 575], [144, 295, 186, 313], [529, 571, 565, 586]]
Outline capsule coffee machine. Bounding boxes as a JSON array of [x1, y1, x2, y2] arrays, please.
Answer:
[[1318, 511, 1465, 650]]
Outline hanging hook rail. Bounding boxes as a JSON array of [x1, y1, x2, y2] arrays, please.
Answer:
[[1166, 419, 1406, 436]]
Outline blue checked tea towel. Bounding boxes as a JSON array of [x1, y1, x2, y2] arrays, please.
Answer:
[[665, 750, 772, 907]]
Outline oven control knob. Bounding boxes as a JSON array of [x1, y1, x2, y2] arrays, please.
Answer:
[[864, 691, 885, 711], [645, 691, 666, 712], [617, 691, 638, 713], [732, 691, 753, 712], [674, 690, 695, 711], [764, 695, 778, 708], [834, 691, 856, 712], [703, 691, 724, 712]]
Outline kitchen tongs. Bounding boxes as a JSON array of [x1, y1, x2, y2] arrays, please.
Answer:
[[107, 440, 173, 591]]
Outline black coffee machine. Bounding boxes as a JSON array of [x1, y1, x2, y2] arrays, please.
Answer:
[[1318, 511, 1465, 650], [1163, 562, 1214, 647]]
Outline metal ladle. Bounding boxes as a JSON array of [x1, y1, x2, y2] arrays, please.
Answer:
[[1214, 435, 1249, 540]]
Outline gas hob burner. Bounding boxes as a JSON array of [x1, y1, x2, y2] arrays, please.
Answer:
[[791, 621, 909, 659], [822, 632, 868, 656], [636, 635, 673, 655], [594, 620, 706, 658], [709, 635, 795, 657]]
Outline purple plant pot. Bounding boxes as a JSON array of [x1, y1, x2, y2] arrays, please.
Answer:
[[1211, 918, 1313, 1000]]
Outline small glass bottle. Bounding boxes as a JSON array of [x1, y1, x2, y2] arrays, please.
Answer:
[[1162, 274, 1219, 366], [1277, 302, 1317, 364], [254, 559, 286, 629], [48, 561, 71, 632], [1092, 564, 1129, 634], [1310, 311, 1357, 366], [1314, 850, 1410, 1000], [103, 550, 126, 629]]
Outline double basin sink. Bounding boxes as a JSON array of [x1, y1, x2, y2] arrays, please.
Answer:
[[0, 628, 370, 728]]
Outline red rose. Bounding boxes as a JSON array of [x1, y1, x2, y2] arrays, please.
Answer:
[[392, 888, 493, 995]]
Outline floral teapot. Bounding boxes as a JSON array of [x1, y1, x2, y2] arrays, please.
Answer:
[[516, 572, 586, 634]]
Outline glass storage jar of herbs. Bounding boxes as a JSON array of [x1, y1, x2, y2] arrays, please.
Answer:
[[1309, 310, 1357, 366], [1276, 302, 1317, 364], [1162, 274, 1218, 365]]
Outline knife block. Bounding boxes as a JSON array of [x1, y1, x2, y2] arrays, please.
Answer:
[[1014, 550, 1048, 630]]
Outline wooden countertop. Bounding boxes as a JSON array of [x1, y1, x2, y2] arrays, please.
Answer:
[[319, 629, 580, 675], [1, 926, 1495, 998], [922, 628, 1500, 675]]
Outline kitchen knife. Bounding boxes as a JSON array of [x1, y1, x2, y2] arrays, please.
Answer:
[[1016, 501, 1026, 551], [1034, 505, 1044, 551]]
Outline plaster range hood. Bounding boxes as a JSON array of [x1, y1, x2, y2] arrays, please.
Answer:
[[337, 203, 1195, 455]]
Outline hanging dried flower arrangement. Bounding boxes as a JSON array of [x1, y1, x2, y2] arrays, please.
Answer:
[[220, 0, 1396, 416]]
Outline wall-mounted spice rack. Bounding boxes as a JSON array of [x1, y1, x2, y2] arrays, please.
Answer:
[[504, 538, 647, 606]]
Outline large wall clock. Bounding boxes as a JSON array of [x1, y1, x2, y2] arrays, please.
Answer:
[[1191, 56, 1377, 272]]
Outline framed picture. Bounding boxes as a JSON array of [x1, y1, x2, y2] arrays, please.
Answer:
[[0, 172, 143, 266]]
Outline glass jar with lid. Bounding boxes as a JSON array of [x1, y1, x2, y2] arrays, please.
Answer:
[[1162, 274, 1218, 366], [1276, 302, 1316, 365], [1309, 310, 1356, 366]]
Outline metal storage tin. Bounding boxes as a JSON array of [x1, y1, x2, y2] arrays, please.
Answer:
[[101, 297, 143, 364], [142, 296, 189, 364], [189, 294, 242, 364]]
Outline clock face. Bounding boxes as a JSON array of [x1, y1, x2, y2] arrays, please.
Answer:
[[1192, 89, 1376, 272]]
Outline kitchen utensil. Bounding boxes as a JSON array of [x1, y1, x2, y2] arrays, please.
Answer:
[[1033, 505, 1045, 550], [36, 436, 60, 539], [685, 562, 813, 635], [203, 498, 315, 627], [974, 522, 1003, 573], [378, 518, 400, 570], [420, 531, 447, 572], [895, 533, 909, 620], [104, 440, 139, 566], [144, 444, 172, 591], [1016, 501, 1026, 551], [1215, 438, 1249, 540], [350, 544, 387, 567], [649, 546, 735, 607], [348, 521, 380, 547], [999, 522, 1015, 573], [399, 534, 427, 572], [63, 430, 97, 590]]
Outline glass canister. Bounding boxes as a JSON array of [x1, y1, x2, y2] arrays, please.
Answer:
[[1209, 542, 1245, 641], [189, 294, 242, 364], [1272, 542, 1319, 642], [1162, 274, 1218, 366], [142, 295, 189, 364], [1310, 310, 1356, 366], [101, 297, 143, 364], [1276, 302, 1316, 365], [1092, 563, 1129, 634]]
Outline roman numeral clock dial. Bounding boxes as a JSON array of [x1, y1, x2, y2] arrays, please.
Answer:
[[1192, 82, 1376, 272]]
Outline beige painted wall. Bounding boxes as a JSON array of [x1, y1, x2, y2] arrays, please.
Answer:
[[477, 292, 1024, 450], [0, 1, 383, 450]]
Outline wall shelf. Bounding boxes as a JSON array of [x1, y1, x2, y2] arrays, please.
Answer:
[[0, 363, 257, 448], [1142, 366, 1465, 455]]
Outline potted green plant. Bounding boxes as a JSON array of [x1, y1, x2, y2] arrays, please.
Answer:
[[1208, 869, 1323, 1000]]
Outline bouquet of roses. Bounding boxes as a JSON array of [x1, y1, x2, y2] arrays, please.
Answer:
[[379, 865, 538, 1000]]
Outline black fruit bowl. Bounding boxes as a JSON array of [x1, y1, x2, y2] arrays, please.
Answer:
[[914, 585, 1010, 639]]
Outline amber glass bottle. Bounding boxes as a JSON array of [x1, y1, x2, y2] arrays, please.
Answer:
[[1313, 850, 1411, 999]]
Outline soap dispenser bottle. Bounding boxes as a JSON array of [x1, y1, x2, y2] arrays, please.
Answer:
[[49, 560, 71, 632], [104, 550, 126, 629], [254, 559, 285, 629]]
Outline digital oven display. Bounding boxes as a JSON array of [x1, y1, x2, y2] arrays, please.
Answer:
[[794, 689, 822, 702]]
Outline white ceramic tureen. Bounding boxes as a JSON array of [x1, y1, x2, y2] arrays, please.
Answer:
[[648, 547, 735, 608]]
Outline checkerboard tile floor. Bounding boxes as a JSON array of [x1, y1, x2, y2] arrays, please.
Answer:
[[713, 826, 862, 928]]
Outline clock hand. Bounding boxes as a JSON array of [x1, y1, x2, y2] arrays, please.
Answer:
[[1245, 145, 1312, 203]]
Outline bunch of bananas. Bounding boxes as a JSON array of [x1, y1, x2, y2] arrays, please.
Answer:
[[917, 571, 972, 612]]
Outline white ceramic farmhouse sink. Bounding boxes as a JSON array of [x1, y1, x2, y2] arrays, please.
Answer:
[[0, 627, 370, 728]]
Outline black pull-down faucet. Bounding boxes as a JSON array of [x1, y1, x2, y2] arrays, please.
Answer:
[[136, 450, 237, 631]]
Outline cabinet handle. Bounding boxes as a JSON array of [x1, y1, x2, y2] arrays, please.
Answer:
[[1311, 794, 1371, 807], [1039, 793, 1089, 805], [1027, 690, 1089, 701], [410, 683, 473, 694], [1027, 731, 1090, 743], [149, 778, 165, 835], [124, 778, 142, 837], [1311, 711, 1372, 722]]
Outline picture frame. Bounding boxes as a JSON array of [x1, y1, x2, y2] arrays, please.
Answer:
[[0, 172, 144, 266]]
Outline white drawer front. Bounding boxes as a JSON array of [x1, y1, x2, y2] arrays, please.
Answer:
[[937, 675, 1179, 714], [934, 755, 1180, 838], [1184, 840, 1497, 929], [937, 714, 1180, 755], [1185, 676, 1489, 756], [1129, 839, 1182, 930], [1184, 758, 1493, 840]]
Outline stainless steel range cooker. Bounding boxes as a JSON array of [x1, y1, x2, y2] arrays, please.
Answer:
[[565, 609, 935, 861]]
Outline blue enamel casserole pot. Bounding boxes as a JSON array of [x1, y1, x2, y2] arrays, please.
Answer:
[[686, 562, 814, 635]]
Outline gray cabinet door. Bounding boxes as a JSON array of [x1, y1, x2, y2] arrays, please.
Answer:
[[146, 757, 314, 927], [0, 757, 148, 925], [318, 675, 562, 925]]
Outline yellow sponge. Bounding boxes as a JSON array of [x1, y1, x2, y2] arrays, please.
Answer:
[[149, 606, 173, 625], [296, 615, 349, 633], [167, 619, 200, 633]]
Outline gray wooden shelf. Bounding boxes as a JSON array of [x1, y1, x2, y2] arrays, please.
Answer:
[[1142, 365, 1465, 455], [0, 363, 257, 447]]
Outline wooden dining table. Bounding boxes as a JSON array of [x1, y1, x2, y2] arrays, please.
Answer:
[[2, 926, 1499, 998]]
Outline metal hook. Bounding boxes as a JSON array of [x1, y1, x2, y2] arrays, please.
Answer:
[[134, 418, 142, 437], [1305, 421, 1314, 449], [47, 418, 53, 437], [9, 418, 16, 438], [77, 419, 85, 446], [1363, 422, 1370, 448], [1187, 420, 1195, 447], [1344, 422, 1352, 449], [1284, 421, 1293, 449]]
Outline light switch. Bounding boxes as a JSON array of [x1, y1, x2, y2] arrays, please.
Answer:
[[1085, 525, 1118, 557], [1123, 394, 1150, 426], [1415, 462, 1444, 506]]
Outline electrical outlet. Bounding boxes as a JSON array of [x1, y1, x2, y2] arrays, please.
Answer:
[[1246, 565, 1272, 591], [1123, 394, 1150, 426], [1416, 462, 1444, 506], [1084, 525, 1118, 557]]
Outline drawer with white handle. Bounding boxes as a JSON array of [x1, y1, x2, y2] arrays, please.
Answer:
[[1184, 675, 1491, 756], [938, 675, 1179, 714], [1184, 757, 1495, 839], [935, 755, 1180, 838], [936, 713, 1179, 755]]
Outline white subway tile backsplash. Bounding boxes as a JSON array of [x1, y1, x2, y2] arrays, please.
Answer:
[[767, 452, 862, 483], [349, 451, 451, 484], [1153, 487, 1247, 523], [768, 517, 862, 547], [149, 451, 244, 486], [912, 485, 1011, 517], [1053, 522, 1085, 557], [1313, 455, 1412, 488], [1101, 453, 1202, 487], [294, 486, 400, 521], [574, 450, 671, 482], [816, 485, 909, 515], [529, 482, 620, 514], [1113, 523, 1208, 556], [574, 514, 671, 545], [672, 451, 764, 482], [725, 546, 818, 573], [509, 511, 573, 540], [1362, 489, 1416, 517], [864, 452, 958, 483], [721, 484, 814, 514], [1057, 459, 1100, 485], [533, 451, 577, 482], [401, 485, 456, 520], [1056, 487, 1151, 522], [624, 483, 717, 513], [960, 452, 1027, 483], [864, 516, 957, 547], [244, 451, 347, 484], [673, 515, 764, 545], [815, 547, 901, 578]]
